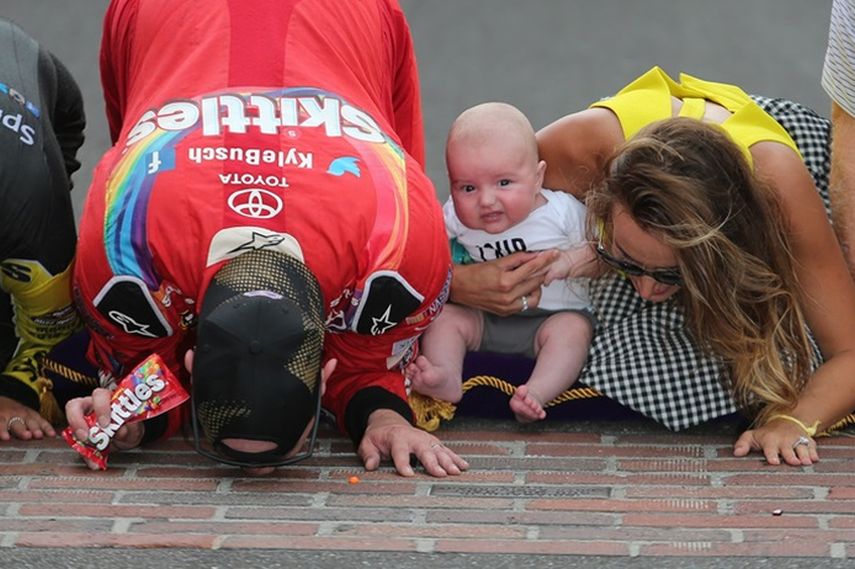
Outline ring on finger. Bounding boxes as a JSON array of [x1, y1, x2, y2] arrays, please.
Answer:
[[430, 442, 443, 449], [520, 295, 529, 313], [792, 435, 811, 450], [6, 416, 25, 430]]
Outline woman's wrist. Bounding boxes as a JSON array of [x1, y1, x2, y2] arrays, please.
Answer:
[[766, 413, 821, 436]]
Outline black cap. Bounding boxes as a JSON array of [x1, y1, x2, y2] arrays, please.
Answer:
[[192, 250, 324, 464]]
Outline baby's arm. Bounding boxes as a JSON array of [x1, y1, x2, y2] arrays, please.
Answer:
[[543, 243, 601, 284]]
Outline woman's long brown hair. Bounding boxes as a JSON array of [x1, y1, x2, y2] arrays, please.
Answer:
[[586, 117, 815, 423]]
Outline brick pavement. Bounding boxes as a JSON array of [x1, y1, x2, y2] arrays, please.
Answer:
[[0, 418, 853, 560]]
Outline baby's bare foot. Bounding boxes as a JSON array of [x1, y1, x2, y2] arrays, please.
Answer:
[[510, 384, 546, 423], [407, 355, 443, 389], [406, 356, 462, 402]]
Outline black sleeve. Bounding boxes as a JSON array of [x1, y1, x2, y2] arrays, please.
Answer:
[[139, 413, 169, 445], [0, 374, 40, 410], [42, 51, 85, 187], [343, 386, 414, 445]]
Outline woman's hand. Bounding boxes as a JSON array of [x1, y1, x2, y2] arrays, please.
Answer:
[[450, 250, 559, 316], [733, 418, 819, 467], [0, 396, 55, 441]]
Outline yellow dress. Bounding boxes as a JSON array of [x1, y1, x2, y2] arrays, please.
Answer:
[[590, 66, 800, 167]]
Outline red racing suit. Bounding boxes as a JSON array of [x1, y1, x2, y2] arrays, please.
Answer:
[[74, 0, 450, 443]]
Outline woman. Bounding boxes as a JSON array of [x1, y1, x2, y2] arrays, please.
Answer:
[[451, 67, 855, 466]]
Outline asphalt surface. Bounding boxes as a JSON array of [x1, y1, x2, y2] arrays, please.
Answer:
[[4, 550, 852, 569]]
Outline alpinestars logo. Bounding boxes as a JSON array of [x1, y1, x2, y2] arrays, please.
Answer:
[[108, 310, 158, 338]]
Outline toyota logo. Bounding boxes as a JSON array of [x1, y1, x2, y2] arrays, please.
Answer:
[[227, 188, 283, 219]]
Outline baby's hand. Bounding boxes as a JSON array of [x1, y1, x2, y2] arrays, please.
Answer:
[[544, 244, 601, 284], [543, 253, 572, 285]]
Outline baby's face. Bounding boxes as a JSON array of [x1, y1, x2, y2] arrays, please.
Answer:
[[447, 137, 544, 234]]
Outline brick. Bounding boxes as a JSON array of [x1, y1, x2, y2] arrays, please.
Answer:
[[297, 456, 371, 468], [0, 490, 114, 503], [31, 477, 218, 492], [640, 540, 830, 557], [4, 437, 69, 450], [734, 500, 855, 515], [331, 441, 514, 457], [137, 466, 322, 480], [328, 494, 514, 510], [118, 491, 313, 506], [435, 539, 630, 556], [809, 461, 855, 473], [436, 443, 515, 456], [442, 430, 602, 444], [623, 512, 819, 529], [466, 456, 607, 471], [0, 519, 114, 532], [741, 528, 855, 543], [723, 473, 855, 487], [19, 503, 218, 519], [321, 469, 410, 482], [220, 535, 418, 551], [538, 526, 732, 542], [330, 522, 527, 539], [226, 506, 415, 523], [130, 520, 319, 535], [527, 471, 711, 486], [614, 433, 734, 446], [829, 517, 855, 529], [0, 450, 27, 463], [426, 509, 618, 526], [527, 497, 716, 513], [695, 459, 777, 472], [618, 458, 712, 473], [231, 480, 417, 495], [424, 470, 515, 483], [525, 443, 705, 458], [107, 452, 211, 467], [625, 486, 813, 499], [15, 531, 216, 548], [38, 448, 203, 466], [0, 464, 124, 477], [431, 483, 610, 499]]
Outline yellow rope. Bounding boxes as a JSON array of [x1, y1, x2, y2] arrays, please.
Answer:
[[460, 375, 603, 407], [41, 357, 99, 388], [462, 375, 516, 397], [34, 357, 100, 427], [410, 374, 604, 431], [817, 413, 855, 438]]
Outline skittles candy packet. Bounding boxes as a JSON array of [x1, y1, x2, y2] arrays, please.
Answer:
[[62, 353, 188, 470]]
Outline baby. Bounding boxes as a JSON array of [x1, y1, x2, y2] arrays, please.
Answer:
[[407, 102, 594, 422]]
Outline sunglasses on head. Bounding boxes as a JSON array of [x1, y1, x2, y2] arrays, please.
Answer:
[[595, 241, 682, 287], [190, 378, 323, 469]]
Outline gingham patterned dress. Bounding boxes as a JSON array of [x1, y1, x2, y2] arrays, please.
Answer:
[[577, 95, 831, 431]]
